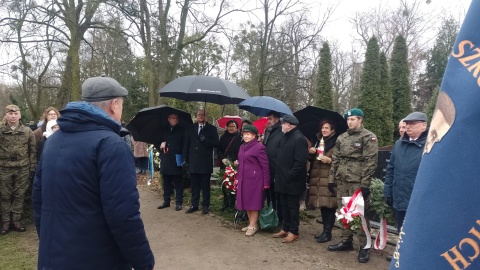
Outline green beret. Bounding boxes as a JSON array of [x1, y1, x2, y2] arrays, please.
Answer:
[[344, 108, 364, 119], [242, 124, 258, 135]]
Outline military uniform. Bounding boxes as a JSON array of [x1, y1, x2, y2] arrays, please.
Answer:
[[0, 119, 36, 229], [329, 125, 378, 245]]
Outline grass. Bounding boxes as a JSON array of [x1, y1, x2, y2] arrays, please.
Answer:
[[0, 201, 38, 270], [0, 230, 38, 270]]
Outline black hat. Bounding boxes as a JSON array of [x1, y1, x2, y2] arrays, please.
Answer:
[[82, 75, 128, 102], [280, 115, 299, 125]]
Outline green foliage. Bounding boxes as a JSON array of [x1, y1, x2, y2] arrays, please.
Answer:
[[314, 42, 333, 110], [370, 178, 395, 225], [426, 86, 440, 122], [416, 18, 458, 111], [378, 52, 394, 146], [390, 35, 412, 126], [358, 36, 390, 146]]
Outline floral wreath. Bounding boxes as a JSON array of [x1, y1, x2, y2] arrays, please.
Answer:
[[221, 158, 237, 195]]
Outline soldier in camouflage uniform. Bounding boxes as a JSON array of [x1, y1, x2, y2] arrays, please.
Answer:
[[326, 108, 378, 263], [0, 104, 36, 235]]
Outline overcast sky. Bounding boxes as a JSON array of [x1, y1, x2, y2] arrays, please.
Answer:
[[320, 0, 471, 49]]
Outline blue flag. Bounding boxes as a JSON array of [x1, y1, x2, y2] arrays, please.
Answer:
[[390, 1, 480, 269]]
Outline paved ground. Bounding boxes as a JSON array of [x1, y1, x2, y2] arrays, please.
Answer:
[[139, 185, 394, 270]]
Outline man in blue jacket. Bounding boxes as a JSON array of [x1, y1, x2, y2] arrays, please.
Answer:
[[384, 111, 428, 232], [32, 75, 155, 270]]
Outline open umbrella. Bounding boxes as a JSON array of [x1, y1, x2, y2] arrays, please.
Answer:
[[253, 117, 268, 134], [158, 75, 250, 105], [217, 115, 242, 129], [238, 96, 292, 116], [126, 105, 193, 144], [294, 106, 348, 141]]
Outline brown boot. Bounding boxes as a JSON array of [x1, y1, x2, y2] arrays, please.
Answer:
[[272, 230, 288, 238], [282, 233, 299, 243], [12, 222, 26, 232], [1, 223, 9, 235]]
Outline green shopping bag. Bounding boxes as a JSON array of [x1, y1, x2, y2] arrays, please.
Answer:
[[259, 201, 279, 229]]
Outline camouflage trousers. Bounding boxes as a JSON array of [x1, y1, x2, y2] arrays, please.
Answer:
[[335, 181, 371, 247], [0, 166, 29, 223]]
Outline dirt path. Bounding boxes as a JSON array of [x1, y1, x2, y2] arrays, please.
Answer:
[[139, 186, 393, 270]]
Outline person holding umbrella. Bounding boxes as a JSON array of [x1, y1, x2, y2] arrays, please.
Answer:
[[156, 113, 186, 211], [183, 109, 219, 215], [307, 119, 339, 243]]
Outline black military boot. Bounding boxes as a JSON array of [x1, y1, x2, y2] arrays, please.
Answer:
[[327, 240, 354, 251], [358, 247, 370, 263]]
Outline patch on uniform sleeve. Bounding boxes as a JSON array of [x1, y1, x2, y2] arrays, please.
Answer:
[[370, 136, 377, 142]]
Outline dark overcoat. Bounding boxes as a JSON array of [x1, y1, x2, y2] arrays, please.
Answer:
[[155, 124, 186, 175], [274, 127, 308, 195], [236, 139, 270, 210], [183, 122, 219, 174]]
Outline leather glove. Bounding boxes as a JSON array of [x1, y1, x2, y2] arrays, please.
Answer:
[[385, 197, 393, 207], [327, 183, 336, 194], [181, 161, 188, 168], [199, 135, 206, 142], [29, 171, 36, 179], [361, 187, 371, 199]]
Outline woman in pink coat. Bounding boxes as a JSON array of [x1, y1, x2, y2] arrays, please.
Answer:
[[235, 124, 270, 236]]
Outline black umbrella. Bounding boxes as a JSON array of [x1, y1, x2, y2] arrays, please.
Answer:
[[126, 105, 193, 144], [294, 106, 347, 141], [158, 75, 250, 105]]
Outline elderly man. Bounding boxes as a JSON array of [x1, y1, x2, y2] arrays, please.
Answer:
[[327, 108, 378, 263], [156, 113, 186, 211], [271, 115, 308, 243], [384, 112, 428, 232], [183, 109, 219, 215], [32, 75, 154, 269], [0, 104, 36, 235]]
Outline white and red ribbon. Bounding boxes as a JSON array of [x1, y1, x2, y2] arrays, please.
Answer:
[[337, 188, 386, 250]]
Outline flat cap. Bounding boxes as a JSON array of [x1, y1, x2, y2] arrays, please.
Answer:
[[242, 124, 258, 135], [280, 114, 299, 125], [344, 108, 364, 119], [403, 112, 427, 122], [82, 75, 128, 102], [5, 104, 20, 113]]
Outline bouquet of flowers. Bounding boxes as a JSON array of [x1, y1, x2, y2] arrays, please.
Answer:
[[222, 158, 237, 195], [336, 189, 366, 234], [337, 212, 363, 233]]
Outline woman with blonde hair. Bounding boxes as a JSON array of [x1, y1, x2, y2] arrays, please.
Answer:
[[34, 107, 60, 142]]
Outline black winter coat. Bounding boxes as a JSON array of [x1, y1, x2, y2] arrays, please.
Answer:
[[274, 127, 308, 195], [155, 124, 186, 175], [217, 130, 242, 170], [183, 122, 219, 174], [263, 122, 282, 174]]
